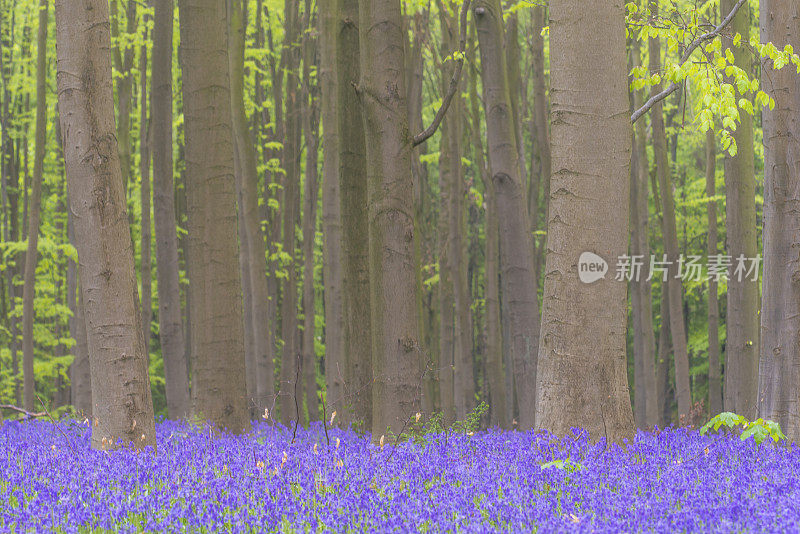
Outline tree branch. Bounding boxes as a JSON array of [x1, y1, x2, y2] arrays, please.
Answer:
[[631, 0, 747, 124], [0, 404, 46, 418], [411, 0, 471, 147]]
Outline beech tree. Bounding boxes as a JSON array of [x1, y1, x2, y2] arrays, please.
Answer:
[[358, 0, 423, 436], [722, 0, 759, 419], [152, 0, 190, 419], [474, 0, 539, 430], [55, 0, 157, 449], [178, 0, 249, 433], [758, 0, 800, 443], [21, 0, 47, 411], [338, 0, 372, 428], [535, 0, 635, 441]]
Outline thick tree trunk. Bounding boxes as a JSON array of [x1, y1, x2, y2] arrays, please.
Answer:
[[533, 0, 634, 441], [338, 0, 372, 429], [21, 0, 47, 411], [721, 0, 759, 419], [474, 0, 539, 430], [152, 0, 190, 420], [630, 43, 658, 429], [706, 129, 722, 416], [55, 0, 157, 449], [758, 0, 800, 443], [178, 0, 250, 433], [359, 0, 422, 437], [320, 0, 344, 421], [649, 21, 692, 421]]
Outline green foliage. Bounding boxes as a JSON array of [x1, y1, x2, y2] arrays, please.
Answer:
[[627, 1, 795, 156], [400, 402, 489, 445], [700, 412, 789, 446], [540, 458, 585, 473]]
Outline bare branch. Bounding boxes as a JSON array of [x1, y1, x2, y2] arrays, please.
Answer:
[[411, 0, 471, 147], [0, 404, 46, 418], [631, 0, 747, 124]]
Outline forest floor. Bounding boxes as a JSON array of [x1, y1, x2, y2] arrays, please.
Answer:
[[0, 419, 798, 532]]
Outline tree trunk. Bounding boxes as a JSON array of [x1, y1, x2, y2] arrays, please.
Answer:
[[438, 116, 456, 423], [706, 129, 722, 416], [279, 0, 302, 426], [178, 0, 250, 433], [228, 0, 274, 416], [648, 18, 692, 421], [442, 6, 474, 420], [301, 7, 320, 422], [152, 0, 190, 420], [533, 0, 634, 441], [529, 5, 550, 281], [758, 0, 800, 443], [338, 0, 372, 429], [320, 0, 344, 421], [466, 29, 506, 428], [67, 208, 91, 417], [139, 13, 152, 355], [358, 0, 422, 437], [630, 42, 658, 429], [721, 0, 759, 420], [474, 0, 539, 430], [21, 0, 47, 412], [55, 0, 157, 449], [111, 0, 137, 195]]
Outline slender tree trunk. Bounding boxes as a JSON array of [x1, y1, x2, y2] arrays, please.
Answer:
[[67, 207, 91, 416], [301, 8, 321, 422], [529, 6, 550, 281], [648, 18, 692, 420], [279, 0, 302, 426], [442, 6, 474, 420], [140, 14, 152, 354], [706, 129, 722, 416], [21, 0, 47, 411], [228, 0, 274, 415], [111, 0, 137, 195], [0, 45, 19, 406], [178, 0, 250, 433], [630, 42, 658, 429], [438, 118, 456, 423], [474, 0, 539, 430], [152, 0, 190, 419], [721, 0, 759, 419], [320, 0, 344, 420], [657, 288, 673, 426], [533, 0, 634, 441], [55, 0, 157, 449], [358, 0, 422, 437], [406, 9, 435, 417], [466, 31, 506, 427], [338, 0, 372, 429], [505, 12, 528, 206], [758, 0, 800, 443]]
